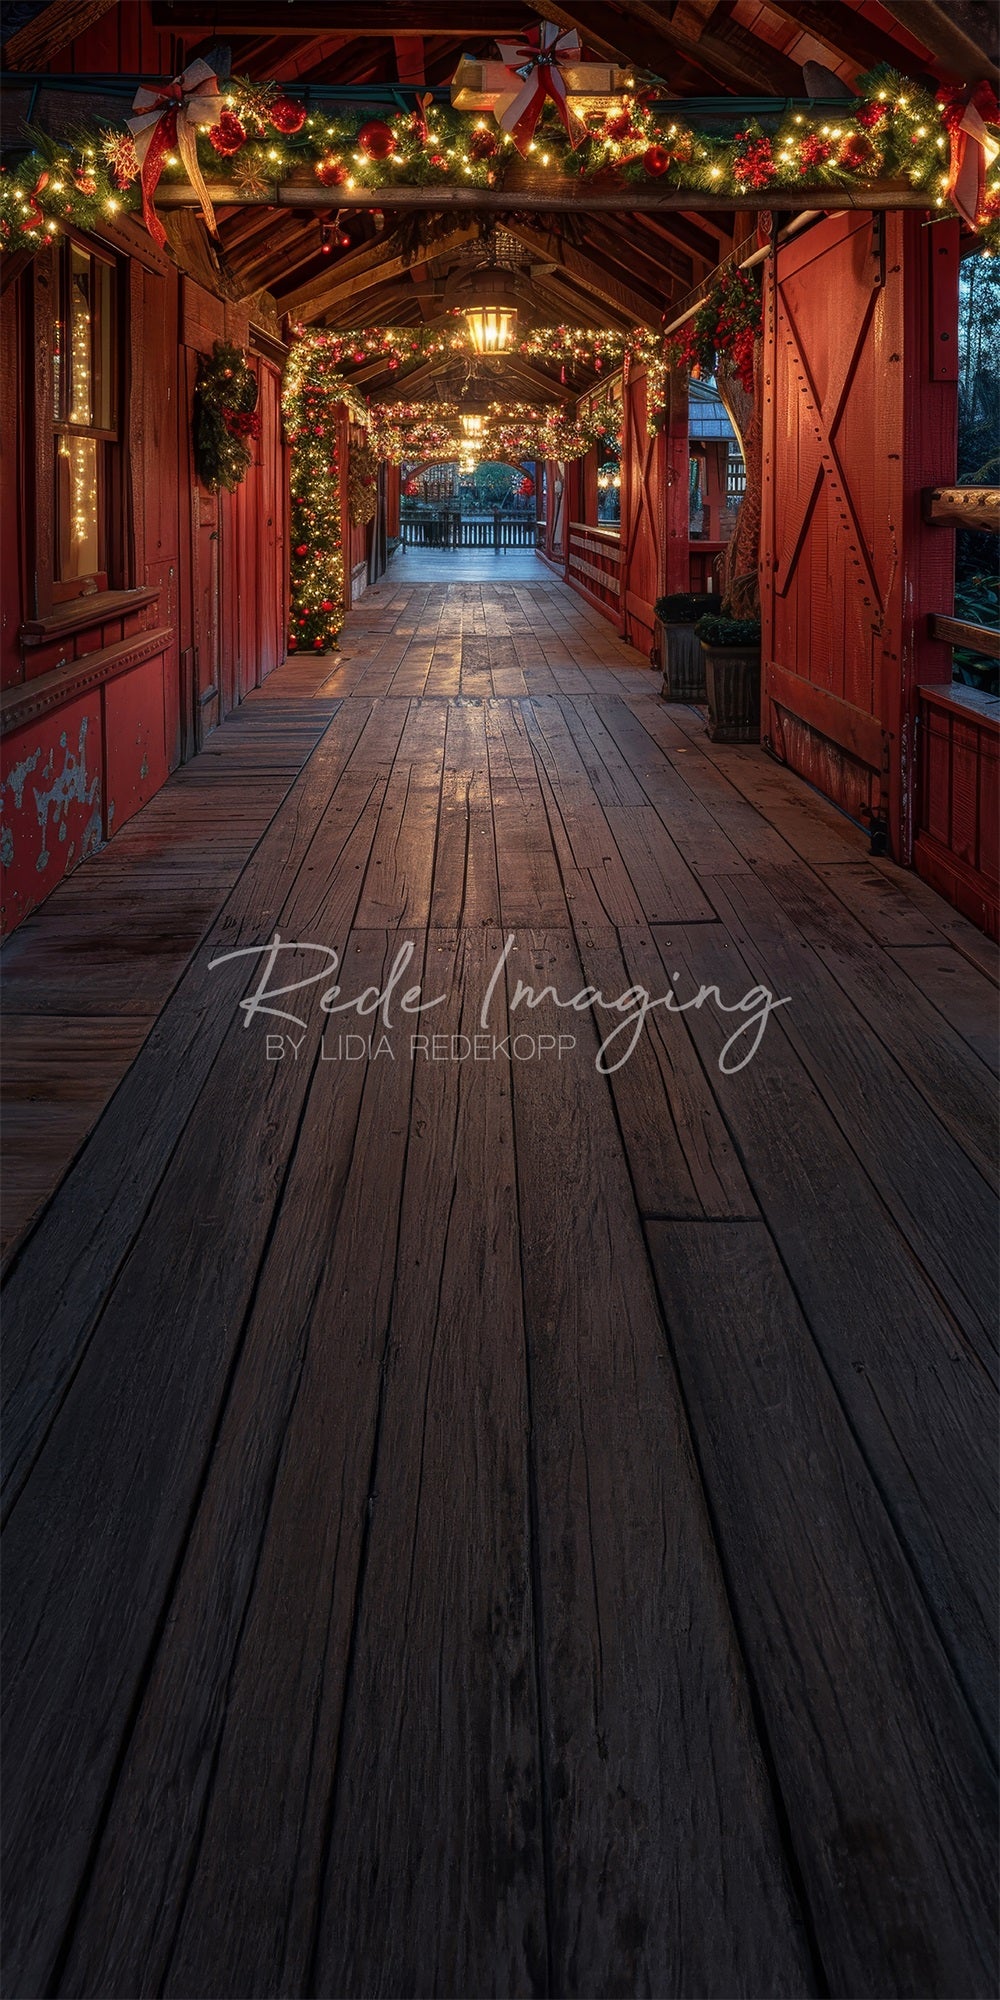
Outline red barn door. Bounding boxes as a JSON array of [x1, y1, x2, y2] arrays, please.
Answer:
[[760, 211, 956, 858], [620, 364, 666, 656]]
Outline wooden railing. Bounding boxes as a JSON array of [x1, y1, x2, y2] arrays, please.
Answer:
[[400, 512, 538, 549], [915, 483, 999, 934], [567, 522, 621, 614], [915, 682, 999, 938]]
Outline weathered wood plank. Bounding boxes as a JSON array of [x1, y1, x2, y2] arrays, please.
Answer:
[[705, 868, 999, 1359], [888, 941, 1000, 1075], [646, 1217, 998, 1999], [310, 929, 547, 1998], [753, 859, 998, 1187], [56, 928, 400, 2000], [1, 699, 390, 1511], [429, 699, 502, 929], [648, 919, 998, 1749], [506, 928, 815, 1998]]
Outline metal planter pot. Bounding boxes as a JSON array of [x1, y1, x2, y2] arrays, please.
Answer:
[[701, 642, 761, 743], [658, 619, 707, 703]]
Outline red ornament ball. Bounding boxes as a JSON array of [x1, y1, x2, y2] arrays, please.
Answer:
[[314, 637, 324, 650], [643, 145, 671, 177], [295, 543, 309, 556], [271, 96, 307, 136], [288, 635, 298, 649], [838, 131, 877, 172], [208, 111, 246, 157], [357, 120, 395, 162], [315, 153, 346, 187], [468, 127, 498, 162]]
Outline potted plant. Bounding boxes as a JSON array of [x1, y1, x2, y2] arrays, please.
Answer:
[[694, 612, 761, 742], [654, 593, 717, 701]]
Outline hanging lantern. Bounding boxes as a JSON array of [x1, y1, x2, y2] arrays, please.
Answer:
[[461, 268, 519, 354], [460, 412, 486, 437]]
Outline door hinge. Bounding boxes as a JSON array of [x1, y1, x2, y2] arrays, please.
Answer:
[[870, 213, 886, 288]]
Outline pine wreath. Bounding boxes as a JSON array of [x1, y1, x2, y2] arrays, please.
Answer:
[[348, 440, 378, 526], [194, 342, 261, 491]]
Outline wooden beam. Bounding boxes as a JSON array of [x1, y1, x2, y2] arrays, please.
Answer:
[[876, 0, 999, 83], [579, 211, 692, 290], [929, 612, 1000, 658], [393, 34, 426, 82], [3, 0, 117, 68], [625, 206, 727, 265], [763, 0, 924, 74], [526, 0, 806, 93], [467, 220, 664, 325], [924, 487, 1000, 531], [278, 221, 482, 320], [490, 356, 576, 403], [151, 1, 535, 30], [157, 181, 937, 214]]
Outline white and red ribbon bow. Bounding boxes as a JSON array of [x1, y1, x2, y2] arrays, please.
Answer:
[[492, 22, 588, 155], [936, 80, 999, 228], [128, 57, 221, 247]]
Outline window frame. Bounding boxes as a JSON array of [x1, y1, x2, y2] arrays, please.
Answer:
[[46, 230, 123, 606]]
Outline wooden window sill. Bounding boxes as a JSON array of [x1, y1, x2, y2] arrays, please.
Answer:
[[19, 587, 160, 647]]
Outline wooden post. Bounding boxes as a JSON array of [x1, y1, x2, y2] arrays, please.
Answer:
[[664, 368, 689, 597], [338, 404, 352, 614]]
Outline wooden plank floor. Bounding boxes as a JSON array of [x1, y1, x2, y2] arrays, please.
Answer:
[[0, 654, 338, 1259], [2, 570, 997, 2000]]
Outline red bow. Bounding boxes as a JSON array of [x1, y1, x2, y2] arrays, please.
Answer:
[[492, 23, 587, 156], [128, 58, 221, 247], [936, 80, 999, 228], [20, 169, 49, 232]]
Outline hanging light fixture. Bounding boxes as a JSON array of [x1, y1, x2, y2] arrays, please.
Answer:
[[461, 266, 520, 355]]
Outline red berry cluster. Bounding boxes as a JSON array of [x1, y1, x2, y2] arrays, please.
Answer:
[[798, 133, 833, 170], [732, 132, 774, 189]]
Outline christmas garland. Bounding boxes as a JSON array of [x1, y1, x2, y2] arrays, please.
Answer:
[[294, 325, 653, 429], [193, 341, 261, 489], [665, 266, 762, 393], [1, 66, 997, 254], [366, 395, 621, 464], [282, 342, 344, 653], [348, 438, 379, 525]]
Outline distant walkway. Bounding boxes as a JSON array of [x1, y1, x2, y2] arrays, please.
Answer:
[[386, 543, 545, 581]]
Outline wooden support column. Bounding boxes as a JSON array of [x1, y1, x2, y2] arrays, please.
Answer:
[[664, 367, 690, 596], [386, 462, 401, 541]]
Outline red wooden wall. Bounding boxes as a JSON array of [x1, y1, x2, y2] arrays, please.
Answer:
[[760, 211, 958, 859], [0, 238, 289, 936]]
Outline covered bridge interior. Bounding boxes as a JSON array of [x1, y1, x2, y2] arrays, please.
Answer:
[[1, 4, 998, 1998]]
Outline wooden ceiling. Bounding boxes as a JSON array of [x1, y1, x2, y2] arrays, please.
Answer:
[[6, 0, 999, 404]]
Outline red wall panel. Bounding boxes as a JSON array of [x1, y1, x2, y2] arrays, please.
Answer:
[[0, 694, 103, 932]]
